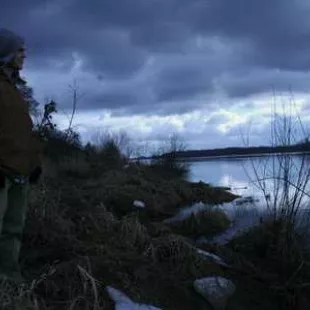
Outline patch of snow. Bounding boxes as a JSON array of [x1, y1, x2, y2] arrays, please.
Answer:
[[106, 286, 162, 310], [133, 200, 146, 208]]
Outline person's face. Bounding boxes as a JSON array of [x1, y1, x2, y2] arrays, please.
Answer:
[[12, 45, 26, 70]]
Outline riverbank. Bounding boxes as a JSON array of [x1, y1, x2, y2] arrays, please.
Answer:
[[1, 154, 308, 309]]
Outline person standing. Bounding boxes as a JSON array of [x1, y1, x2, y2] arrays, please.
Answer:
[[0, 28, 43, 283]]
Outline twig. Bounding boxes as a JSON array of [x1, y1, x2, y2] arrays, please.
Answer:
[[67, 79, 85, 138], [285, 260, 304, 287]]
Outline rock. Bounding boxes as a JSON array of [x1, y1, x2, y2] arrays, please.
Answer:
[[106, 286, 162, 310], [193, 277, 236, 310], [133, 200, 146, 208], [196, 249, 230, 268]]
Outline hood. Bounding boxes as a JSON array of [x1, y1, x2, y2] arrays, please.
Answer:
[[0, 28, 24, 67]]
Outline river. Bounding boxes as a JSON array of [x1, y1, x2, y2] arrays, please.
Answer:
[[188, 152, 310, 205], [184, 153, 310, 243]]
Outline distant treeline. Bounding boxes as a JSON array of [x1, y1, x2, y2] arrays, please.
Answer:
[[156, 142, 310, 160]]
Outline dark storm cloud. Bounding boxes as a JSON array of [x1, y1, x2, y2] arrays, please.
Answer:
[[1, 1, 149, 78], [89, 88, 140, 109], [221, 69, 310, 98], [154, 63, 213, 102], [79, 29, 147, 78], [189, 0, 310, 71], [1, 0, 310, 112]]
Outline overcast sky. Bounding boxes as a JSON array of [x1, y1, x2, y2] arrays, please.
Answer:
[[2, 0, 310, 153]]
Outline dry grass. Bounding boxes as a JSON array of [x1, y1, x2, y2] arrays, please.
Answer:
[[227, 218, 310, 309], [21, 214, 230, 308], [0, 155, 280, 309]]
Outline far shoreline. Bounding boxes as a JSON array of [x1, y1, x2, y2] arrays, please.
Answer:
[[173, 150, 310, 162], [133, 150, 310, 162]]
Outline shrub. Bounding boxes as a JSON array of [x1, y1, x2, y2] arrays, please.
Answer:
[[148, 156, 190, 180], [169, 207, 231, 238]]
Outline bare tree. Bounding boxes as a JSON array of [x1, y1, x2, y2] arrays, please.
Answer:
[[241, 92, 310, 223], [66, 79, 85, 136], [168, 132, 188, 154]]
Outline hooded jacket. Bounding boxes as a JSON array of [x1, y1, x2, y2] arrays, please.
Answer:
[[0, 28, 43, 177]]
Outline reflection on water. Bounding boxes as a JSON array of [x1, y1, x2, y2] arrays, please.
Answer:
[[189, 157, 257, 195], [185, 154, 310, 243], [189, 153, 310, 206]]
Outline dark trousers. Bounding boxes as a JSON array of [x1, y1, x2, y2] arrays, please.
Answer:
[[0, 177, 28, 278]]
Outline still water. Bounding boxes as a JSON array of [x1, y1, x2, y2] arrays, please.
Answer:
[[186, 153, 310, 243], [188, 153, 310, 206]]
